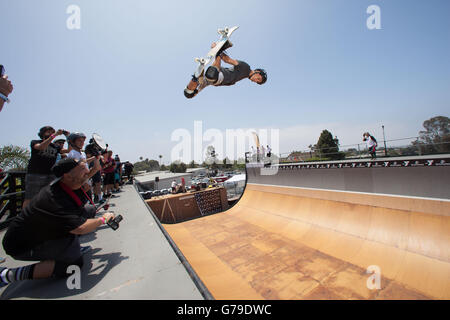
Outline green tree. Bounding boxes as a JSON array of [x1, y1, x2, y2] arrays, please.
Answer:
[[169, 161, 187, 173], [0, 145, 30, 171], [316, 130, 344, 160], [133, 158, 160, 172], [414, 116, 450, 154], [188, 160, 197, 168]]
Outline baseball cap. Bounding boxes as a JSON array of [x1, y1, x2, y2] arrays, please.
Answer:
[[51, 158, 79, 177]]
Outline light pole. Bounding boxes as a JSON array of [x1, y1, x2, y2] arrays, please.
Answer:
[[382, 125, 387, 157]]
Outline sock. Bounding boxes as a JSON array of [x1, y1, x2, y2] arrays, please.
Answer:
[[0, 264, 36, 285]]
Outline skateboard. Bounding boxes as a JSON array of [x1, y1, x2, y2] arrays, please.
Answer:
[[96, 194, 112, 213], [193, 26, 239, 79]]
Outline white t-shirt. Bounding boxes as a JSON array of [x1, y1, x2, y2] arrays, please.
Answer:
[[67, 150, 88, 168], [365, 136, 377, 148]]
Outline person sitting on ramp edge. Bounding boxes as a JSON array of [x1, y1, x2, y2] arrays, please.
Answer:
[[184, 42, 267, 99]]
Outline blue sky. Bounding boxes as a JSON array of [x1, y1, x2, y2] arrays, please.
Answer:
[[1, 0, 449, 163]]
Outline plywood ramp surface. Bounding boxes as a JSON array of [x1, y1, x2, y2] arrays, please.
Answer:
[[164, 184, 450, 300]]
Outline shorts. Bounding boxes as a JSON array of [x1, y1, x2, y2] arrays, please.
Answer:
[[12, 235, 81, 264], [92, 171, 101, 184], [114, 172, 120, 182], [104, 172, 115, 185], [25, 173, 56, 200]]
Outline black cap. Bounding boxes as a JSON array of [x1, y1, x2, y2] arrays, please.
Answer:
[[51, 158, 78, 177]]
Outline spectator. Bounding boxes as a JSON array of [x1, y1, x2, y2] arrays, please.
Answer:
[[85, 146, 104, 204], [66, 132, 98, 177], [266, 145, 272, 158], [53, 139, 67, 163], [22, 126, 69, 209], [363, 132, 378, 159], [0, 68, 13, 113], [1, 158, 114, 288], [102, 150, 116, 197], [66, 132, 102, 202], [123, 161, 134, 183], [171, 180, 177, 193], [113, 155, 122, 192]]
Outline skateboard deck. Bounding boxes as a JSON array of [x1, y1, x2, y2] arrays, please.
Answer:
[[193, 26, 239, 79]]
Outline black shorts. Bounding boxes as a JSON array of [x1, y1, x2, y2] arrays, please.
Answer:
[[92, 171, 101, 183], [104, 172, 115, 185], [12, 235, 81, 264]]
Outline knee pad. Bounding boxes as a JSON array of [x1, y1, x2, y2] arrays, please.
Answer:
[[184, 88, 198, 99], [205, 66, 219, 84], [53, 256, 84, 278]]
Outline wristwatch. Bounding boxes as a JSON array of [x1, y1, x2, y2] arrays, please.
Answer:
[[0, 92, 10, 103]]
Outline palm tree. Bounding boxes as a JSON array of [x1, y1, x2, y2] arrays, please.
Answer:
[[0, 145, 30, 171]]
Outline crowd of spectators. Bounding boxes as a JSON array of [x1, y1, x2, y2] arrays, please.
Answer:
[[1, 123, 132, 289]]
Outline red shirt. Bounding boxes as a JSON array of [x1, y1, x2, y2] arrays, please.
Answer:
[[103, 158, 116, 174]]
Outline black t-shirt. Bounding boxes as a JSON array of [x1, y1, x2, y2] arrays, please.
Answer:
[[27, 140, 62, 174], [2, 181, 88, 256], [124, 163, 133, 174], [218, 60, 251, 86]]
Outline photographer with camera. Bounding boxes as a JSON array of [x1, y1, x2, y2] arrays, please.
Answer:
[[22, 126, 70, 209], [85, 139, 104, 204], [0, 65, 13, 113], [1, 158, 116, 288]]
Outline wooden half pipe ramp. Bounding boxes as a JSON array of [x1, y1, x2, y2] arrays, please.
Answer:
[[164, 184, 450, 300]]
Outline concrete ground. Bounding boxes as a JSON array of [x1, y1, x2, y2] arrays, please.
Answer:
[[0, 184, 204, 300]]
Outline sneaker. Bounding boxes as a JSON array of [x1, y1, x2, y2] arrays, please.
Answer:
[[80, 246, 92, 255], [0, 267, 8, 288]]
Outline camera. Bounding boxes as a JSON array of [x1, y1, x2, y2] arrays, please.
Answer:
[[85, 139, 101, 157], [0, 65, 4, 77], [107, 214, 123, 230]]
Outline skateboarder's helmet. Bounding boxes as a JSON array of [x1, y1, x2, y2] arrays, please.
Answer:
[[253, 69, 267, 85]]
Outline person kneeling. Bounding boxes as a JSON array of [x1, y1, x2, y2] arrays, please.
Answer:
[[1, 158, 115, 288]]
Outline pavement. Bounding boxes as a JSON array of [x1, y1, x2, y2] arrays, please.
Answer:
[[0, 184, 204, 300]]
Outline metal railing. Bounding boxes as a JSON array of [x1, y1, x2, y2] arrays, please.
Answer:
[[275, 137, 450, 163], [0, 171, 26, 230]]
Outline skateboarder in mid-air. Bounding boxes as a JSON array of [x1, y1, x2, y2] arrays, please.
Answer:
[[184, 42, 267, 99]]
